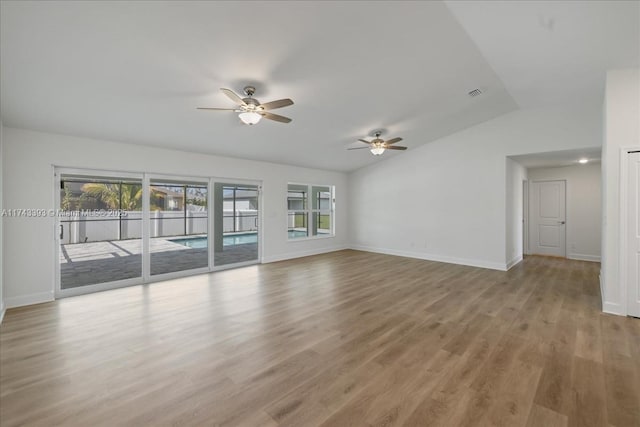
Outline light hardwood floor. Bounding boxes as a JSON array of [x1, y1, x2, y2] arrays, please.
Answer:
[[1, 250, 638, 426]]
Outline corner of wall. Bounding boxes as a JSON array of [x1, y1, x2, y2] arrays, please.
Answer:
[[0, 118, 4, 324], [506, 255, 523, 270], [505, 157, 527, 268], [601, 68, 640, 317]]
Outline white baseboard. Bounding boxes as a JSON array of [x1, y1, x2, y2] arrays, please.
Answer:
[[506, 255, 523, 270], [349, 245, 507, 271], [263, 245, 349, 264], [602, 300, 626, 316], [567, 253, 601, 262], [5, 291, 55, 309], [0, 301, 5, 325]]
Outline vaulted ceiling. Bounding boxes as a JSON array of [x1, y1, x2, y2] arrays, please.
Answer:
[[1, 1, 638, 172]]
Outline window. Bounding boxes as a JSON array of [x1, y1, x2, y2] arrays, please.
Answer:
[[287, 183, 334, 239]]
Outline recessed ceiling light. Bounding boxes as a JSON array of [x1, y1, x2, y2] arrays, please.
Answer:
[[578, 158, 588, 164]]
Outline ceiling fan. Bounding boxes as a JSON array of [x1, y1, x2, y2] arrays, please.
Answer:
[[198, 86, 293, 125], [348, 131, 407, 156]]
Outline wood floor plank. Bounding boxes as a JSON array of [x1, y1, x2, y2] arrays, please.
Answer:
[[602, 350, 640, 427], [575, 306, 604, 363], [624, 317, 640, 427], [405, 385, 480, 427], [526, 404, 568, 427], [483, 360, 542, 427], [567, 356, 608, 427], [318, 349, 459, 427], [434, 315, 511, 400], [367, 349, 460, 427], [533, 309, 578, 415], [264, 316, 418, 426], [0, 251, 633, 427]]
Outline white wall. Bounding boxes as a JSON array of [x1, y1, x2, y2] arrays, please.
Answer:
[[506, 158, 527, 268], [0, 120, 4, 322], [527, 163, 602, 262], [601, 68, 640, 315], [2, 127, 348, 308], [349, 104, 602, 270]]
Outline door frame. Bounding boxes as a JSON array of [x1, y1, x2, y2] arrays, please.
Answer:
[[619, 146, 640, 317], [523, 179, 529, 255], [528, 179, 567, 258]]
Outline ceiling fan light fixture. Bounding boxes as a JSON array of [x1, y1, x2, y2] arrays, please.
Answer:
[[198, 87, 292, 124], [238, 111, 262, 125], [370, 146, 385, 156], [348, 131, 406, 155]]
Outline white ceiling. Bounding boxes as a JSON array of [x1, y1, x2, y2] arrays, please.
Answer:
[[510, 147, 602, 169], [446, 0, 640, 108], [1, 1, 638, 172]]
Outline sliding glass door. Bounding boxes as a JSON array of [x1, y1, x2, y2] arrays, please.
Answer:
[[58, 173, 143, 290], [149, 179, 209, 276], [213, 182, 259, 267], [56, 170, 261, 296]]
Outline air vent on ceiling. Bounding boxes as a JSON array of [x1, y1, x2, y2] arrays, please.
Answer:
[[468, 88, 483, 97]]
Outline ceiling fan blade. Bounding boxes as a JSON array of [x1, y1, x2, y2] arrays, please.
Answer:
[[259, 98, 294, 111], [262, 112, 292, 123], [385, 137, 403, 145], [197, 107, 237, 111], [386, 146, 407, 150], [348, 147, 371, 150], [220, 88, 246, 106], [358, 139, 372, 144]]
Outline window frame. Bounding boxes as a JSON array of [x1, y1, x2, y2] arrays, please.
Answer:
[[287, 182, 335, 241]]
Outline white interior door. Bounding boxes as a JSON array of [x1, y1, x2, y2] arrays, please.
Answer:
[[530, 180, 566, 257], [626, 152, 640, 317]]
